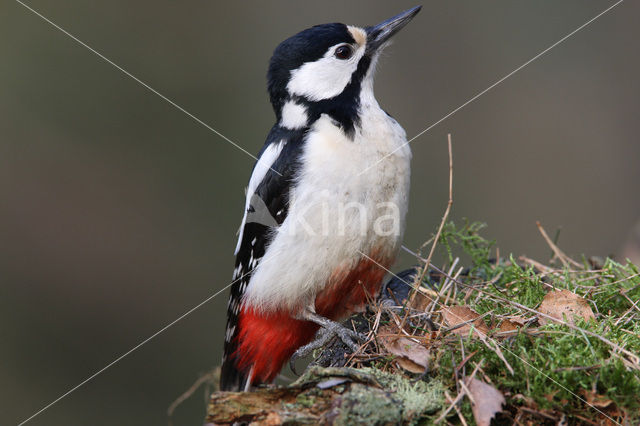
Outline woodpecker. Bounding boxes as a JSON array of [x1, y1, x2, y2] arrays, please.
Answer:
[[220, 6, 420, 391]]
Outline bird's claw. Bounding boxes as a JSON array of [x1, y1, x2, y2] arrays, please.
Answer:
[[289, 321, 366, 375], [332, 324, 365, 352]]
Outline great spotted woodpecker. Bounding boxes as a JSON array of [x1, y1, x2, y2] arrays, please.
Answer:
[[220, 6, 420, 391]]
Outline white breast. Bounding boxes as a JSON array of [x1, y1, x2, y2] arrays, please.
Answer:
[[244, 95, 411, 314]]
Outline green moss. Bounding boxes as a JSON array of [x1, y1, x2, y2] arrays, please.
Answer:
[[295, 393, 315, 408], [421, 221, 640, 424]]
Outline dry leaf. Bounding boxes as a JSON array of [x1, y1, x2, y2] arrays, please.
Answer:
[[506, 315, 527, 326], [498, 320, 519, 332], [497, 315, 528, 332], [394, 357, 426, 374], [442, 306, 490, 338], [543, 389, 559, 402], [467, 377, 505, 426], [378, 324, 429, 373], [408, 290, 433, 312], [581, 389, 614, 409], [538, 289, 595, 326]]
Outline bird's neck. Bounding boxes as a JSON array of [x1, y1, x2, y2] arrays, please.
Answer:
[[276, 89, 383, 140]]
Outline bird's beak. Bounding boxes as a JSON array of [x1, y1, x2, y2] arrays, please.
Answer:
[[366, 6, 421, 53]]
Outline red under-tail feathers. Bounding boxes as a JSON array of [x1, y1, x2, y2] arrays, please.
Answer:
[[228, 252, 391, 386]]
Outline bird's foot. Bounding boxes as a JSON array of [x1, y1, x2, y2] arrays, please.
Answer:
[[289, 311, 366, 375]]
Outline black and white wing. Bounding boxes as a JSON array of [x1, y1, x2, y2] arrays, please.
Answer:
[[219, 126, 305, 391]]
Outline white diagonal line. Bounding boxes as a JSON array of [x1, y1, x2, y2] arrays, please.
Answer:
[[17, 239, 282, 425], [357, 249, 621, 425], [358, 0, 624, 176], [16, 273, 244, 425], [14, 0, 283, 176]]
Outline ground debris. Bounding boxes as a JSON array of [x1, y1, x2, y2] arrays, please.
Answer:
[[206, 366, 444, 425], [538, 289, 596, 326], [441, 306, 490, 338], [466, 377, 505, 426], [204, 221, 640, 425], [378, 324, 429, 373]]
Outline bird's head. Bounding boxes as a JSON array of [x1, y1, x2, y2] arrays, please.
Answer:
[[267, 6, 421, 136]]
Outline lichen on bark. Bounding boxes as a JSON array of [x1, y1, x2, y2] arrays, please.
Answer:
[[206, 366, 444, 425]]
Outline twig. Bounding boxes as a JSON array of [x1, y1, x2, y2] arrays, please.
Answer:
[[168, 369, 217, 422], [436, 389, 467, 424], [440, 310, 493, 334], [519, 406, 558, 421], [411, 134, 453, 302], [519, 256, 554, 275], [480, 336, 514, 375], [553, 364, 601, 373], [536, 221, 582, 268], [451, 394, 469, 426], [455, 350, 478, 378], [435, 361, 482, 424]]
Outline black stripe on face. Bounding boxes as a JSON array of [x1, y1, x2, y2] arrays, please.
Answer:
[[292, 53, 373, 139]]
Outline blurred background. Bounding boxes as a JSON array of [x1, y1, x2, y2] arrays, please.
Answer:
[[1, 0, 638, 424]]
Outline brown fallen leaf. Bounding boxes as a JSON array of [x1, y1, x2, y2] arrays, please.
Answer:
[[408, 290, 433, 312], [506, 315, 527, 326], [442, 306, 490, 338], [378, 324, 429, 373], [394, 357, 426, 374], [538, 289, 595, 326], [466, 377, 505, 426], [498, 320, 519, 332], [543, 389, 559, 403], [580, 389, 614, 409]]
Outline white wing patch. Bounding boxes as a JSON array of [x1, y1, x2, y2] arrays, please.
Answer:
[[234, 140, 285, 254]]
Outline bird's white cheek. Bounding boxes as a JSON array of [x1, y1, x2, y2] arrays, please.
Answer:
[[287, 56, 357, 101]]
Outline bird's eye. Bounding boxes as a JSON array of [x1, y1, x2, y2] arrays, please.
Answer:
[[334, 45, 353, 60]]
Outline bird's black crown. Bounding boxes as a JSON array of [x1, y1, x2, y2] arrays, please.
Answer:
[[267, 23, 355, 114]]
